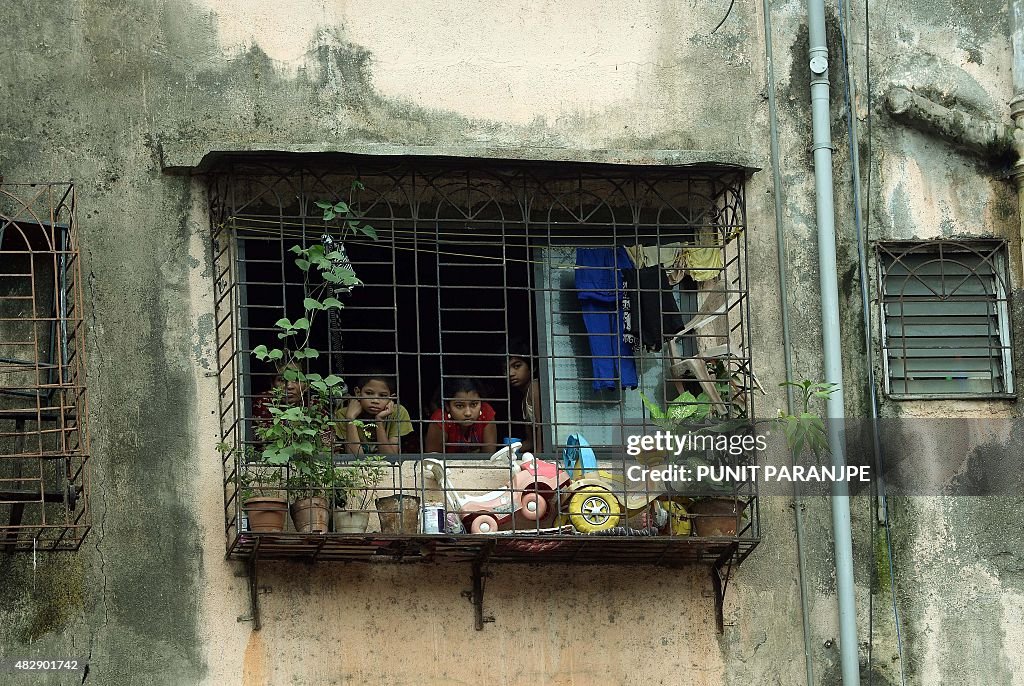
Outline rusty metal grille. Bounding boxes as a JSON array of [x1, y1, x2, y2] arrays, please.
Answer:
[[0, 183, 90, 552], [877, 240, 1015, 398], [209, 155, 759, 569]]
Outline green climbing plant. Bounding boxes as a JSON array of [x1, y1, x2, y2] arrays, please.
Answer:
[[244, 181, 377, 498]]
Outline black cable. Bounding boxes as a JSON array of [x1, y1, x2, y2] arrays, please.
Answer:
[[710, 0, 736, 35]]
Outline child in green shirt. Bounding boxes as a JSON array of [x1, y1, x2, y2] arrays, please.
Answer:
[[336, 373, 413, 456]]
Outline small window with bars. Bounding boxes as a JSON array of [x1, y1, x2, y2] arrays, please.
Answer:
[[0, 183, 90, 551], [877, 240, 1015, 398]]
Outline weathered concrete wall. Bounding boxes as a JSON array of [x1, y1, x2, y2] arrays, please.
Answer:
[[0, 0, 1021, 684]]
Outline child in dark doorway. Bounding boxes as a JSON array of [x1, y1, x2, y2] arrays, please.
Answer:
[[252, 361, 335, 451], [253, 362, 308, 431], [507, 339, 543, 453], [425, 377, 498, 454], [336, 373, 413, 456]]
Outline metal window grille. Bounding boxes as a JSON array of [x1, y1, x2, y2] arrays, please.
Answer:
[[0, 183, 91, 551], [210, 156, 759, 569], [877, 240, 1015, 398]]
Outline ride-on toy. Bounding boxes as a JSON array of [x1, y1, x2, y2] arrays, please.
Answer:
[[559, 435, 690, 534], [423, 443, 572, 533]]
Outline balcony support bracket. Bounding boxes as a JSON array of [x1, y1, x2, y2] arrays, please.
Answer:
[[463, 548, 495, 630], [712, 545, 737, 634]]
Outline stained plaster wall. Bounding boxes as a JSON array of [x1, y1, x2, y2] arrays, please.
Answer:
[[0, 0, 1020, 684]]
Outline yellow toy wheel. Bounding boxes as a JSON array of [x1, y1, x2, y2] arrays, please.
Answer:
[[568, 487, 622, 533]]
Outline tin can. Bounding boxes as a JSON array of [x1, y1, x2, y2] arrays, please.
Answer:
[[421, 503, 445, 534]]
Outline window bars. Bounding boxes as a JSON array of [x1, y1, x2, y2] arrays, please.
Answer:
[[877, 240, 1015, 398], [0, 183, 90, 551], [210, 156, 759, 567]]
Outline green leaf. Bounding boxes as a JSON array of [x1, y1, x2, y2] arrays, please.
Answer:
[[355, 224, 377, 240], [252, 344, 269, 360], [323, 210, 336, 221], [638, 391, 666, 420], [293, 318, 310, 330], [295, 258, 311, 272], [324, 374, 343, 387], [314, 201, 332, 209], [268, 348, 283, 360], [303, 297, 324, 311], [311, 255, 331, 270], [322, 297, 343, 309], [301, 348, 319, 359], [305, 373, 323, 382], [275, 317, 293, 330], [289, 245, 304, 255], [352, 180, 365, 191], [333, 201, 349, 213], [263, 449, 289, 466], [311, 381, 328, 393]]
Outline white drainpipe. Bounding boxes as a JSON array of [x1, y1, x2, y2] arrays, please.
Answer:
[[806, 0, 861, 683]]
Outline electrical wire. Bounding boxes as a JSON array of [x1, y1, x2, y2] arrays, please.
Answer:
[[711, 0, 737, 35], [835, 0, 906, 683]]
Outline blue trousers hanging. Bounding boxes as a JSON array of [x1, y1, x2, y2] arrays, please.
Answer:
[[575, 247, 639, 391]]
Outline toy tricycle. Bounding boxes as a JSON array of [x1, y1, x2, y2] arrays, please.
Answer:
[[423, 443, 572, 534], [558, 434, 691, 535]]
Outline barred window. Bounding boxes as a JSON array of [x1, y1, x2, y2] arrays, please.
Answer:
[[0, 183, 90, 551], [211, 156, 759, 569], [877, 240, 1015, 398]]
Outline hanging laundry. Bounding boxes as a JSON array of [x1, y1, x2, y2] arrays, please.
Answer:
[[638, 242, 688, 285], [624, 244, 649, 269], [685, 229, 724, 281], [622, 266, 687, 352], [575, 247, 639, 391]]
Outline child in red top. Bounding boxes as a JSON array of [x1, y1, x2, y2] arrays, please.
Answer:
[[425, 378, 498, 454]]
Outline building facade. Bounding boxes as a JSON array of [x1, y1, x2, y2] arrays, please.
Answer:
[[0, 1, 1021, 684]]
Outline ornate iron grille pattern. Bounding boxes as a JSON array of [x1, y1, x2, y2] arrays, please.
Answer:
[[209, 156, 759, 572], [0, 183, 90, 552], [877, 240, 1015, 398]]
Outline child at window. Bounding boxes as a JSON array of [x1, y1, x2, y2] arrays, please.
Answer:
[[507, 338, 543, 453], [336, 373, 413, 456], [252, 361, 308, 440], [425, 377, 498, 454]]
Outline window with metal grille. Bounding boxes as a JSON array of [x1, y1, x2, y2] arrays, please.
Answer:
[[210, 156, 759, 570], [0, 183, 90, 552], [877, 240, 1015, 398]]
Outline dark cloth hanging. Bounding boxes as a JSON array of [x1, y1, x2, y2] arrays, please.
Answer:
[[622, 266, 687, 352]]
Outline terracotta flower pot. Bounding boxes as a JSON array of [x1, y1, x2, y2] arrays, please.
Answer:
[[690, 498, 740, 537], [243, 497, 289, 533], [290, 497, 330, 533], [333, 509, 370, 534]]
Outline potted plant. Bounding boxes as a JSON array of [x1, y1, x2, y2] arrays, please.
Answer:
[[220, 444, 290, 533], [331, 455, 389, 534], [244, 184, 377, 534], [637, 389, 742, 536], [285, 455, 335, 533]]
